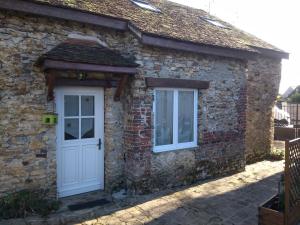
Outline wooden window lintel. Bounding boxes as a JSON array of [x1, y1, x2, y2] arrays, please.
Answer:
[[145, 77, 210, 89]]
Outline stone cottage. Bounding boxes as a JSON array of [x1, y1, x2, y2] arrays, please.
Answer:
[[0, 0, 288, 198]]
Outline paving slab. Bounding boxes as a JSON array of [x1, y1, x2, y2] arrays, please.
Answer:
[[0, 160, 285, 225]]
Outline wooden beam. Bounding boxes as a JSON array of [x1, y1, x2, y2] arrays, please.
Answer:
[[54, 78, 118, 87], [45, 77, 119, 101], [145, 77, 210, 89], [142, 34, 258, 60], [104, 74, 113, 88], [114, 75, 129, 101], [141, 34, 289, 60], [43, 59, 137, 74], [0, 0, 128, 31], [250, 46, 289, 59], [46, 73, 56, 101]]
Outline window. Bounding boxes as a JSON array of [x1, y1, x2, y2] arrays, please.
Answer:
[[200, 17, 229, 29], [130, 0, 161, 13], [154, 89, 198, 152], [64, 95, 95, 140]]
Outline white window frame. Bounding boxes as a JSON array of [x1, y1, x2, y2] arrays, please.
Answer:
[[153, 88, 198, 153]]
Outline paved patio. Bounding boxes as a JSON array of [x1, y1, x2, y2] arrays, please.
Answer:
[[2, 160, 284, 225]]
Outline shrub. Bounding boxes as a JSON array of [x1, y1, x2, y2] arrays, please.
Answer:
[[0, 189, 60, 219], [288, 92, 300, 103], [267, 148, 285, 161]]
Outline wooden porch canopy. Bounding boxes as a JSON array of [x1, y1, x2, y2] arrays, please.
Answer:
[[38, 38, 138, 101]]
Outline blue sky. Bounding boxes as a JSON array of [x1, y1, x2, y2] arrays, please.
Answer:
[[171, 0, 300, 93]]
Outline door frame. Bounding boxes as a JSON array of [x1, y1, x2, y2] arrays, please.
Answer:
[[55, 86, 105, 198]]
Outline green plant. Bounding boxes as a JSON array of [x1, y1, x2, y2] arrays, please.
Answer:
[[267, 148, 285, 161], [0, 189, 60, 219], [277, 95, 282, 101], [288, 92, 300, 103]]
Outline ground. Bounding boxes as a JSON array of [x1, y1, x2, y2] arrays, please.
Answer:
[[87, 161, 283, 225], [1, 160, 285, 225]]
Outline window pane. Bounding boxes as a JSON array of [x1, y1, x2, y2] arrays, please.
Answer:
[[178, 91, 194, 143], [64, 95, 79, 117], [155, 90, 173, 146], [65, 119, 79, 140], [81, 96, 94, 116], [133, 1, 160, 12], [81, 118, 94, 139]]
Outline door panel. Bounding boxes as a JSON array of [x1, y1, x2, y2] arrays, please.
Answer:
[[56, 87, 104, 198], [61, 147, 78, 186], [82, 144, 99, 182]]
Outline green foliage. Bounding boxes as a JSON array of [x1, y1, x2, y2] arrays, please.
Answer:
[[267, 148, 285, 161], [277, 95, 282, 101], [0, 190, 60, 219], [288, 92, 300, 103]]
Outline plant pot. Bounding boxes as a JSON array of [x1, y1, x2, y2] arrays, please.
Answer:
[[259, 194, 284, 225]]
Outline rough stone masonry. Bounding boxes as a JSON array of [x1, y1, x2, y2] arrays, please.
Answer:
[[0, 10, 281, 197], [246, 57, 281, 163]]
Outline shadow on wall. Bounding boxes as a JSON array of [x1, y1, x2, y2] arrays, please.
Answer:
[[75, 171, 282, 225]]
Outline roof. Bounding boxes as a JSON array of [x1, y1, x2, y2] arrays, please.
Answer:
[[0, 0, 288, 59], [39, 39, 138, 67], [29, 0, 287, 56], [282, 86, 297, 99], [282, 86, 300, 99]]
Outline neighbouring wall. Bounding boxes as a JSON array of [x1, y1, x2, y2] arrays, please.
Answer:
[[246, 57, 281, 163]]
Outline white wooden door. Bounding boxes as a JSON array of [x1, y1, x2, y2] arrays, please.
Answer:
[[55, 87, 104, 198]]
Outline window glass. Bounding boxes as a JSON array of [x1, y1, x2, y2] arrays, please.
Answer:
[[178, 91, 194, 143], [81, 96, 94, 116], [65, 118, 79, 140], [200, 17, 229, 28], [154, 89, 197, 152], [64, 94, 96, 140], [64, 95, 79, 117], [155, 90, 173, 146], [81, 118, 95, 139], [131, 0, 160, 12]]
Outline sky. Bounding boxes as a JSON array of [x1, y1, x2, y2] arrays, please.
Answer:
[[171, 0, 300, 94]]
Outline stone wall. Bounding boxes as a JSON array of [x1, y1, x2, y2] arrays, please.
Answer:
[[245, 57, 281, 163], [104, 88, 126, 192], [0, 10, 135, 197], [0, 9, 277, 197], [124, 47, 247, 193]]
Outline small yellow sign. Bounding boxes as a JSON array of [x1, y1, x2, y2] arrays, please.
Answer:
[[42, 114, 58, 125]]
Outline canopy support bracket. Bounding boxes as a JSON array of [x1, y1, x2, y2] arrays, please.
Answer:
[[114, 75, 129, 101]]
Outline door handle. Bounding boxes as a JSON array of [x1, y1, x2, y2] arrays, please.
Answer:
[[97, 138, 102, 150]]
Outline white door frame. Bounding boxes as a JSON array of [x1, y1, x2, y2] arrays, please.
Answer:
[[55, 86, 104, 198]]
